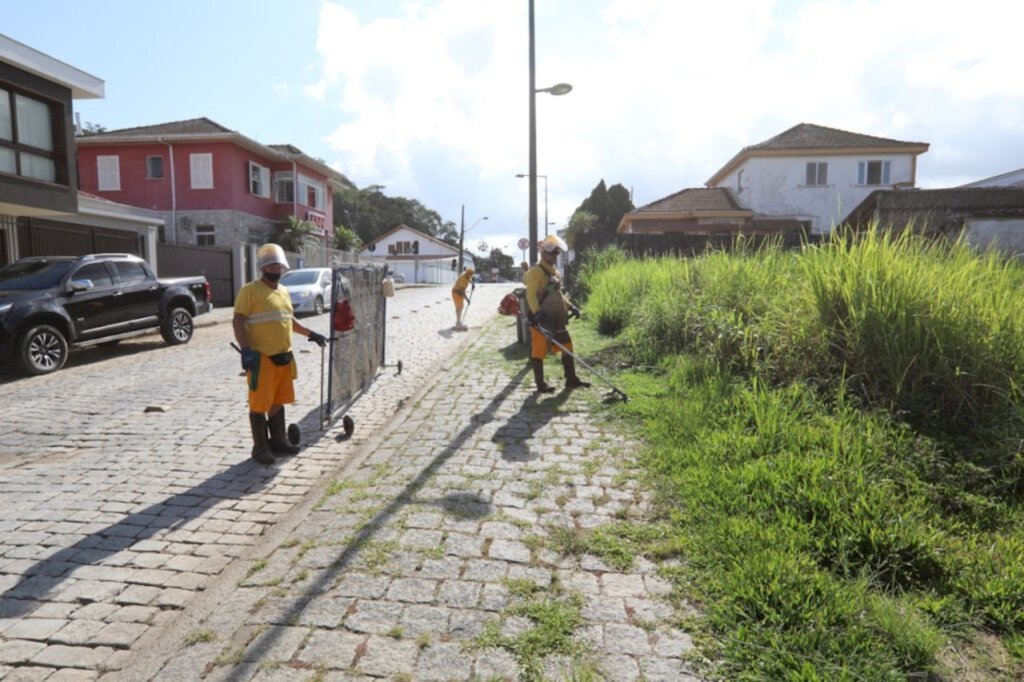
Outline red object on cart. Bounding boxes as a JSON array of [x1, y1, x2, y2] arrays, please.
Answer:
[[498, 293, 520, 316], [333, 298, 356, 332]]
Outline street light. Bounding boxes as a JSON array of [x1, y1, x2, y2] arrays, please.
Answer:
[[528, 0, 571, 264], [516, 173, 552, 238], [458, 204, 488, 272]]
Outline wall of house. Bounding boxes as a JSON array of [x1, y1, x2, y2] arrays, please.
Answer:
[[964, 218, 1024, 256], [78, 142, 336, 245], [715, 154, 917, 233], [359, 227, 469, 284], [153, 209, 278, 248]]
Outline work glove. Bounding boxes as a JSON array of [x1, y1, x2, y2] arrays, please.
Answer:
[[308, 331, 328, 348], [569, 305, 581, 320], [530, 310, 546, 327], [240, 347, 259, 372]]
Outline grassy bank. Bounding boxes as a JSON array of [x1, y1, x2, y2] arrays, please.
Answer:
[[578, 231, 1024, 679]]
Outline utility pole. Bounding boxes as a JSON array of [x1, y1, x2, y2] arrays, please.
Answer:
[[457, 204, 465, 272]]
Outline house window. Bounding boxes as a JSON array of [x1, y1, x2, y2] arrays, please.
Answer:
[[146, 156, 164, 179], [196, 224, 215, 246], [273, 171, 294, 203], [858, 160, 891, 186], [97, 155, 121, 191], [298, 174, 325, 210], [0, 87, 62, 183], [248, 161, 270, 198], [190, 153, 213, 189], [805, 162, 828, 186]]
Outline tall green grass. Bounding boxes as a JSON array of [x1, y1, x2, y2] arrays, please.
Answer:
[[581, 230, 1024, 679]]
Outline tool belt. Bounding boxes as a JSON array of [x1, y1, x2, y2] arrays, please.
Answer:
[[269, 351, 294, 366]]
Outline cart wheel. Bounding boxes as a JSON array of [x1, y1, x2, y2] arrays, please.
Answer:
[[287, 423, 301, 445], [396, 360, 403, 375], [342, 415, 355, 436]]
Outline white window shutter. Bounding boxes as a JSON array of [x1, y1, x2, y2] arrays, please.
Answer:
[[260, 166, 270, 198], [857, 162, 865, 185], [97, 155, 120, 191], [190, 153, 213, 189], [882, 161, 891, 185]]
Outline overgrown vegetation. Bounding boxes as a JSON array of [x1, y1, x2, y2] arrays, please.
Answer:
[[581, 229, 1024, 679]]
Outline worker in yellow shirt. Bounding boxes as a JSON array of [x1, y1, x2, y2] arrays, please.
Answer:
[[233, 244, 327, 465], [523, 235, 589, 393], [451, 266, 475, 330]]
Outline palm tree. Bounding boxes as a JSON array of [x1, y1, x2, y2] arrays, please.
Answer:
[[273, 216, 319, 252]]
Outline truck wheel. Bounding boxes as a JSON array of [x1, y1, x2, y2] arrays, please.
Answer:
[[314, 296, 324, 315], [161, 307, 194, 345], [18, 324, 69, 375]]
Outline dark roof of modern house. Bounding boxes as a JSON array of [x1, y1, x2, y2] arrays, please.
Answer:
[[618, 187, 755, 233], [631, 187, 749, 214], [707, 123, 930, 186], [844, 187, 1024, 230], [76, 117, 352, 187]]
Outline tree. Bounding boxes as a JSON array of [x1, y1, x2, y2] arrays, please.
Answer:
[[473, 247, 515, 282], [79, 121, 107, 136], [333, 184, 451, 245], [564, 210, 598, 250], [571, 179, 635, 253], [271, 216, 319, 252], [332, 224, 361, 251]]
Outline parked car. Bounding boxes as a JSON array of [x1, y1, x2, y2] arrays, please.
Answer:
[[0, 253, 212, 376], [391, 273, 407, 284], [280, 267, 332, 315]]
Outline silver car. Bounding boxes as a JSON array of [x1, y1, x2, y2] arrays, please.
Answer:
[[281, 267, 332, 315]]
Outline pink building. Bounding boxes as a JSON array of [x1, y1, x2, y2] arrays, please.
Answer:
[[76, 118, 349, 248]]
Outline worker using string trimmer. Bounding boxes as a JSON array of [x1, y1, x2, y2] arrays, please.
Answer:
[[451, 266, 475, 330], [524, 235, 589, 393]]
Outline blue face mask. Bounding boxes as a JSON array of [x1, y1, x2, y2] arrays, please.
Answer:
[[263, 271, 282, 283]]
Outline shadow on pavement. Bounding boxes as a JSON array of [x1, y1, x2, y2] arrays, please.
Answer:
[[0, 461, 278, 618], [217, 363, 531, 681]]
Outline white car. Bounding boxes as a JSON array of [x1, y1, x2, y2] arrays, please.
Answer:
[[281, 267, 332, 315]]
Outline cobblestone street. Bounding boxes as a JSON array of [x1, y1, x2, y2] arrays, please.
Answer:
[[0, 283, 699, 681]]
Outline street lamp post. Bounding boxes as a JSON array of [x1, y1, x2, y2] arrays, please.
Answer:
[[528, 0, 571, 264], [458, 204, 487, 272], [516, 173, 551, 238]]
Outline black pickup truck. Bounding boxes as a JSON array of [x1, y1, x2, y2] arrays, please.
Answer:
[[0, 253, 212, 375]]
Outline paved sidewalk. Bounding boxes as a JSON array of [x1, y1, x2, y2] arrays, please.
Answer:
[[122, 313, 700, 681]]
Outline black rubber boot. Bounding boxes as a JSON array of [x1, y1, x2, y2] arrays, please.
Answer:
[[563, 355, 590, 388], [268, 408, 300, 455], [249, 413, 275, 465], [532, 358, 555, 393]]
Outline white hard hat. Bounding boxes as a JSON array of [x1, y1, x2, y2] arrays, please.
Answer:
[[257, 243, 289, 270], [540, 235, 568, 253]]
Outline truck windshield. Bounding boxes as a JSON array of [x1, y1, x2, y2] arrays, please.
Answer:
[[0, 261, 75, 291]]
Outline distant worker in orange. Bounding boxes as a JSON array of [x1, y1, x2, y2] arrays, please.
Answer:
[[451, 266, 475, 330]]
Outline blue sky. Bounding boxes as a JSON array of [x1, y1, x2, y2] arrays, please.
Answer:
[[5, 0, 1023, 255]]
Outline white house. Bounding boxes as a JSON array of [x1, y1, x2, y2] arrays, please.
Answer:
[[705, 123, 930, 234], [358, 224, 473, 285]]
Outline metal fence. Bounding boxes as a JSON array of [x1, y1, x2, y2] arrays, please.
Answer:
[[323, 262, 394, 429]]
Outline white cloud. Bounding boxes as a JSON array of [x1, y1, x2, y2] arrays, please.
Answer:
[[307, 0, 1024, 243]]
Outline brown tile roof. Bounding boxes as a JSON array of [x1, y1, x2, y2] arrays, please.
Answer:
[[83, 117, 233, 138], [76, 118, 351, 186], [748, 123, 927, 151], [633, 187, 748, 214]]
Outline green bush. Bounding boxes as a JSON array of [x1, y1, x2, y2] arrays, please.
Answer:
[[574, 229, 1024, 677]]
